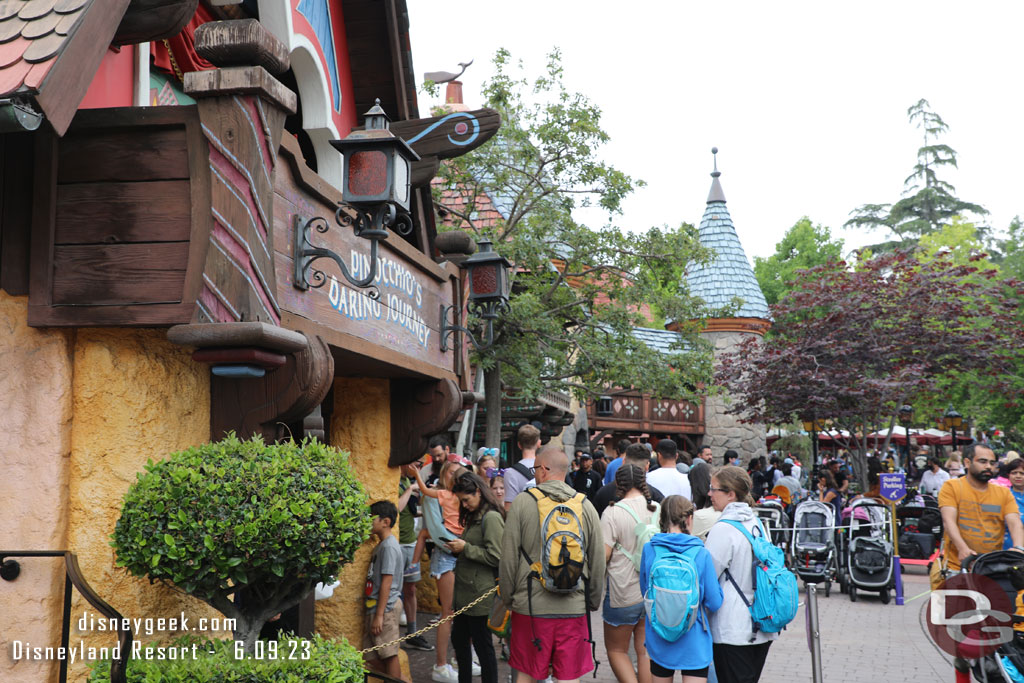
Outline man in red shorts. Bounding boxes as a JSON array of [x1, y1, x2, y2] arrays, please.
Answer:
[[500, 444, 606, 683]]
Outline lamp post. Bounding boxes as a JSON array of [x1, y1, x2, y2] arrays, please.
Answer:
[[802, 417, 822, 469], [293, 99, 420, 294], [943, 405, 963, 453], [440, 239, 512, 352], [898, 404, 914, 470]]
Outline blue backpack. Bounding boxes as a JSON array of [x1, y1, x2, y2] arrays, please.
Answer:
[[720, 519, 799, 637], [643, 543, 703, 642]]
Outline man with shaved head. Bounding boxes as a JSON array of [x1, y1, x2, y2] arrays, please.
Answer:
[[501, 445, 605, 683]]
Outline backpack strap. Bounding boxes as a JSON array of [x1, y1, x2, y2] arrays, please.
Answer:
[[718, 519, 764, 641], [512, 461, 535, 481]]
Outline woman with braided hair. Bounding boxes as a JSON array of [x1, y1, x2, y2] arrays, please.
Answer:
[[601, 464, 659, 683]]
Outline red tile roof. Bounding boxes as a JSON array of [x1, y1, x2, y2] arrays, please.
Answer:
[[0, 0, 130, 134], [0, 0, 89, 97]]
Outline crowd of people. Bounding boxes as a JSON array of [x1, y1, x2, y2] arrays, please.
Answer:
[[363, 426, 795, 683]]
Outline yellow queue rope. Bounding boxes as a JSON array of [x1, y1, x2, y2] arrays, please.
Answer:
[[358, 585, 499, 656]]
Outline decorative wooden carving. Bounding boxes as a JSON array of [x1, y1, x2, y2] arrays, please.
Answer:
[[194, 18, 290, 75], [185, 65, 295, 325], [209, 333, 335, 441], [113, 0, 198, 45], [390, 108, 501, 190], [389, 377, 462, 466]]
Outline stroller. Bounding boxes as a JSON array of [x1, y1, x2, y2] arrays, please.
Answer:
[[965, 550, 1024, 682], [791, 499, 838, 596], [754, 496, 791, 558], [896, 492, 943, 561], [840, 498, 895, 603]]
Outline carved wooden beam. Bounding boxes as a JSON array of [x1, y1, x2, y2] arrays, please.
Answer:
[[114, 0, 199, 45], [168, 323, 335, 442], [390, 378, 463, 466], [391, 108, 501, 189]]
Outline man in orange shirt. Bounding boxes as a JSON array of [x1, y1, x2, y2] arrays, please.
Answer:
[[939, 444, 1024, 572]]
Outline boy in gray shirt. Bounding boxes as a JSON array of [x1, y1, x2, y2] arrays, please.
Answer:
[[363, 500, 406, 681]]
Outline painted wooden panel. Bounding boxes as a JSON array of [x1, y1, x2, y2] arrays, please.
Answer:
[[51, 242, 188, 305], [274, 138, 458, 375], [55, 180, 191, 244], [57, 126, 189, 183]]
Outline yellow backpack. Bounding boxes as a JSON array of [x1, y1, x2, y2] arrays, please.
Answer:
[[519, 488, 599, 673], [522, 488, 587, 592]]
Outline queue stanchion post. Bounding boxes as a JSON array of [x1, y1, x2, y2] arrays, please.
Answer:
[[806, 583, 823, 683]]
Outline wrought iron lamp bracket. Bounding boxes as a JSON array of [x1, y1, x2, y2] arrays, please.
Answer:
[[293, 203, 413, 297], [439, 300, 507, 352]]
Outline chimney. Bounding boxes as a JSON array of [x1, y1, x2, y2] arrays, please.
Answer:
[[444, 81, 470, 112]]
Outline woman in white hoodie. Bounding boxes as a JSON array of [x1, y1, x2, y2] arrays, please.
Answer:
[[704, 466, 778, 683]]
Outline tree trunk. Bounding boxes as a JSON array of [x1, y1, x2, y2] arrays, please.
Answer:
[[233, 615, 265, 654], [484, 364, 502, 449]]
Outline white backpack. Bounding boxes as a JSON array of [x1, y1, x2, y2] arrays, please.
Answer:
[[612, 500, 661, 571]]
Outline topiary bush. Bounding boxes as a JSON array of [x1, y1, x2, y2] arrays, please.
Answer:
[[112, 434, 372, 649], [87, 634, 365, 682]]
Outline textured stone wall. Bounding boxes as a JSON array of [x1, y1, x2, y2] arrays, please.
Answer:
[[317, 378, 396, 644], [0, 292, 73, 683], [704, 329, 766, 464], [66, 329, 215, 681]]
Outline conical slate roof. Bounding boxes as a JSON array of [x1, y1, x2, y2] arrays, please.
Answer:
[[685, 150, 770, 320]]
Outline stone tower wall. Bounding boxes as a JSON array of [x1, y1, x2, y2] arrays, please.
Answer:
[[703, 328, 766, 465]]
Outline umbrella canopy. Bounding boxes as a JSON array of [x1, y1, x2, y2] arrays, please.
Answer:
[[916, 428, 974, 447]]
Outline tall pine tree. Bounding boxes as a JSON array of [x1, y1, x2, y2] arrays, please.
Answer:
[[846, 99, 987, 244]]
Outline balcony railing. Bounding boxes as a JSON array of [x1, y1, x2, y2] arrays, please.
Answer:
[[586, 391, 704, 433]]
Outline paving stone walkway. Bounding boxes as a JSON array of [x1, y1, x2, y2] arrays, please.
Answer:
[[404, 565, 952, 682]]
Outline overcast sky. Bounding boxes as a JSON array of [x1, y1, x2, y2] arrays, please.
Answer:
[[405, 1, 1023, 263]]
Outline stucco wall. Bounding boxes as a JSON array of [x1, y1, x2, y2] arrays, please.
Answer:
[[704, 329, 766, 463], [316, 378, 399, 643], [65, 329, 214, 681], [0, 292, 73, 683]]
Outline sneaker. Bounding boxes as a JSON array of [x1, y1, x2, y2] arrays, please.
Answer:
[[451, 657, 481, 677], [431, 663, 458, 683], [401, 635, 434, 651]]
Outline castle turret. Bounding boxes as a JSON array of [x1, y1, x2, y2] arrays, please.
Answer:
[[686, 148, 771, 462]]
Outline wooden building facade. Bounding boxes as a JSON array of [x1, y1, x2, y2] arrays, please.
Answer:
[[0, 1, 498, 680]]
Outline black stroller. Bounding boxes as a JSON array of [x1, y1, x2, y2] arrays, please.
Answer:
[[791, 499, 838, 596], [840, 498, 895, 603], [754, 496, 791, 559], [965, 550, 1024, 682], [897, 492, 943, 562]]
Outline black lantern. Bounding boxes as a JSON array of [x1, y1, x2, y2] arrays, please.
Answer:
[[943, 405, 963, 451], [802, 417, 824, 469], [440, 238, 512, 352], [293, 99, 420, 294], [333, 99, 419, 212], [465, 239, 511, 309]]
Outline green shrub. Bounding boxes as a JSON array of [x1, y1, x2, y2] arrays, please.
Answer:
[[112, 435, 372, 646], [87, 634, 365, 682]]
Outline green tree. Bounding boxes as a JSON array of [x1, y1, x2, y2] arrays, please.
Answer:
[[846, 99, 988, 244], [753, 217, 844, 306], [434, 49, 716, 446], [112, 435, 371, 652]]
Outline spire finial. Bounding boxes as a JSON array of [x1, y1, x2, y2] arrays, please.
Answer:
[[706, 146, 726, 204]]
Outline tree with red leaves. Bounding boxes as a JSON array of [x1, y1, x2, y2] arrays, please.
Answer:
[[717, 249, 1024, 487]]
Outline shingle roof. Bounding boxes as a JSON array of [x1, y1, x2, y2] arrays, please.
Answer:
[[685, 168, 770, 320], [631, 326, 685, 354], [0, 0, 131, 135]]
